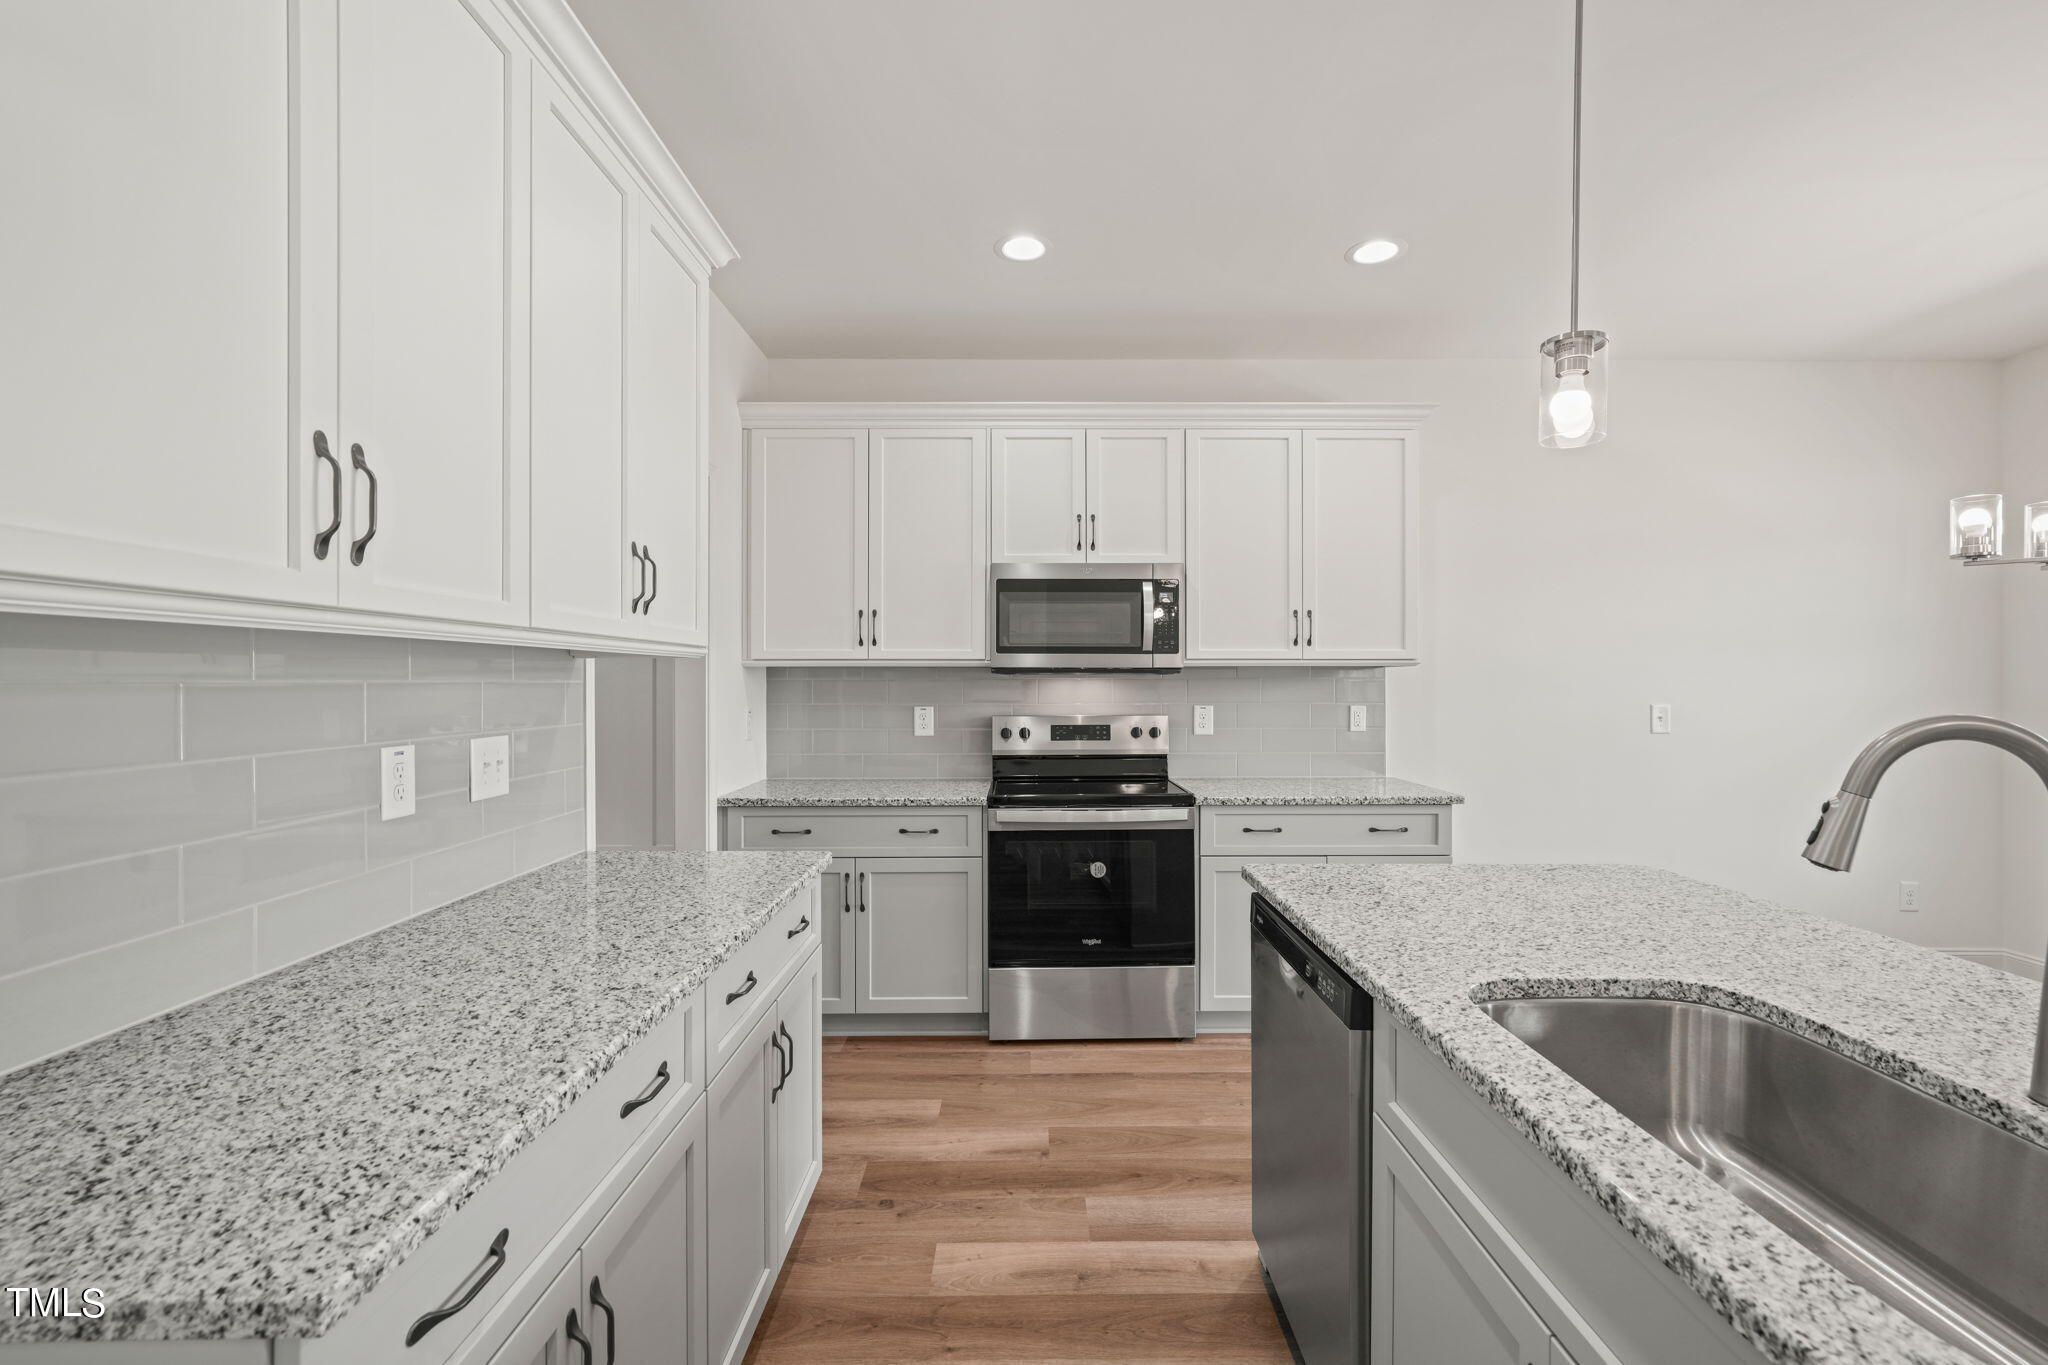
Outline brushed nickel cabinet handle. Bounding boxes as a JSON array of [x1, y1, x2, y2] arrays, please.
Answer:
[[312, 430, 342, 559], [348, 442, 378, 566]]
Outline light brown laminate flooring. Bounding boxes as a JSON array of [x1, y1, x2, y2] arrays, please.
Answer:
[[741, 1033, 1293, 1364]]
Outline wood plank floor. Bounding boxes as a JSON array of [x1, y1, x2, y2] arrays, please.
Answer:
[[741, 1033, 1294, 1364]]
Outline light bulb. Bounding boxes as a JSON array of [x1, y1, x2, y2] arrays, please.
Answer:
[[1958, 507, 1994, 534], [996, 234, 1046, 262], [2031, 512, 2048, 557], [1547, 376, 1595, 442]]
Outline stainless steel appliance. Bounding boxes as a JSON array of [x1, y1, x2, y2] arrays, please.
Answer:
[[989, 562, 1182, 672], [985, 714, 1196, 1040], [1251, 893, 1372, 1365]]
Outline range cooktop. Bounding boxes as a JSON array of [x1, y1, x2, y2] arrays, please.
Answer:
[[986, 714, 1193, 809]]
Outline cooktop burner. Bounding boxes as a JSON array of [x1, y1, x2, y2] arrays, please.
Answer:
[[986, 714, 1191, 809], [988, 775, 1195, 808]]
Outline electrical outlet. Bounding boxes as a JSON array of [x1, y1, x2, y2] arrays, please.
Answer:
[[380, 745, 416, 822], [470, 734, 510, 802], [1193, 705, 1215, 736], [1899, 881, 1921, 912], [1349, 704, 1371, 733], [913, 706, 935, 737], [1650, 703, 1673, 734]]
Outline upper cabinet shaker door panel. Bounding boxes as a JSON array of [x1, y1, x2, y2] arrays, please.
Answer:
[[528, 74, 631, 637], [1086, 430, 1184, 562], [990, 429, 1086, 564], [1185, 430, 1301, 660], [625, 211, 710, 645], [867, 429, 988, 660], [337, 0, 528, 625], [1303, 431, 1417, 663], [0, 1, 337, 606], [746, 430, 868, 660]]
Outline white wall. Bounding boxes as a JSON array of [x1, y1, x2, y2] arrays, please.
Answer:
[[749, 356, 2009, 952], [707, 297, 771, 820], [2000, 342, 2048, 974]]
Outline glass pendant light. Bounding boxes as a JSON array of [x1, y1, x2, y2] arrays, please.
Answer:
[[1538, 0, 1609, 449]]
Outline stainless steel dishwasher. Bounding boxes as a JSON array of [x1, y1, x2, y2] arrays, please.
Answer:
[[1251, 892, 1372, 1365]]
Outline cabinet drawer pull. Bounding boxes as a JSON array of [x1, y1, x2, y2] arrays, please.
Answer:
[[1075, 512, 1083, 552], [1368, 825, 1411, 835], [871, 608, 878, 647], [779, 1022, 795, 1085], [769, 1028, 787, 1102], [842, 871, 851, 909], [629, 542, 646, 614], [617, 1060, 671, 1119], [769, 828, 812, 836], [1291, 608, 1300, 647], [857, 608, 865, 647], [348, 442, 379, 566], [898, 827, 940, 835], [403, 1228, 508, 1345], [787, 915, 810, 938], [1242, 826, 1284, 834], [858, 869, 868, 912], [725, 971, 759, 1004], [1306, 608, 1314, 648], [565, 1306, 594, 1365], [644, 547, 657, 611], [312, 430, 343, 559], [588, 1276, 617, 1364]]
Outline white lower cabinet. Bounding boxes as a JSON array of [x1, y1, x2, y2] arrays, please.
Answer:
[[581, 1101, 710, 1365], [1199, 856, 1321, 1011], [708, 982, 792, 1365], [772, 951, 825, 1254], [819, 857, 856, 1013], [486, 1255, 586, 1365], [855, 857, 986, 1014]]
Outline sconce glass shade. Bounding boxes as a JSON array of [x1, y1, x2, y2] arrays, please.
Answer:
[[1538, 330, 1608, 448], [2024, 501, 2048, 561], [1950, 493, 2004, 559]]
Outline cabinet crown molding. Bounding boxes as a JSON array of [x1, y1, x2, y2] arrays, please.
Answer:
[[739, 401, 1436, 429]]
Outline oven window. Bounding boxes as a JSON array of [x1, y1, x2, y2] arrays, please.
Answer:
[[987, 830, 1195, 967], [994, 580, 1144, 653]]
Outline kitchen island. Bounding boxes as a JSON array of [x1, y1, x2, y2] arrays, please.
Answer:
[[1244, 860, 2045, 1365]]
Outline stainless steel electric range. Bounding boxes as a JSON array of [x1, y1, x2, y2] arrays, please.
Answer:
[[985, 714, 1197, 1041]]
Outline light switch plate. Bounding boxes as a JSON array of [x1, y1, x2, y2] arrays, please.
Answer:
[[913, 706, 935, 737], [380, 745, 416, 822], [470, 734, 510, 802], [1650, 703, 1673, 734], [1193, 705, 1215, 736], [1349, 705, 1371, 733]]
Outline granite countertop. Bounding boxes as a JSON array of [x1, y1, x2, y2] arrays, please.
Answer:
[[1242, 861, 2045, 1365], [1177, 775, 1463, 806], [718, 778, 992, 807], [0, 849, 831, 1344]]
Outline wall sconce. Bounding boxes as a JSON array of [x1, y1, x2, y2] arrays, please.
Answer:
[[1949, 492, 2048, 569], [2027, 501, 2048, 561]]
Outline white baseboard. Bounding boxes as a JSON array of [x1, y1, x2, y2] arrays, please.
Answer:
[[1944, 948, 2045, 981]]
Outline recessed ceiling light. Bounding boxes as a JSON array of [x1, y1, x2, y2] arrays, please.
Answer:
[[997, 234, 1047, 262], [1347, 238, 1405, 265]]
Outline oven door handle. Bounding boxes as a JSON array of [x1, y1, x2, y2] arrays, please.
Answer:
[[990, 807, 1191, 828]]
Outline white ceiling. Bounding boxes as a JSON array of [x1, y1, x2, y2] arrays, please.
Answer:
[[568, 0, 2048, 361]]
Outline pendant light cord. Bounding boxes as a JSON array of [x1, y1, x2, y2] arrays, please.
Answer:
[[1569, 0, 1584, 334]]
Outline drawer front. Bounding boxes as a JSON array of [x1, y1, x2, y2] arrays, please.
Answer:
[[708, 879, 820, 1078], [303, 999, 699, 1365], [729, 808, 981, 857], [1202, 806, 1448, 857]]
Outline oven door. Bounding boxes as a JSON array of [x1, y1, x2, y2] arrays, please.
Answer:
[[986, 822, 1196, 968], [991, 574, 1155, 670]]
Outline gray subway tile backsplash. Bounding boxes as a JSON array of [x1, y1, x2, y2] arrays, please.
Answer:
[[761, 665, 1388, 779], [0, 614, 590, 1076]]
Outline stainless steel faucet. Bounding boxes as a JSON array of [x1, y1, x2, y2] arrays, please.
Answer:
[[1802, 715, 2048, 1105]]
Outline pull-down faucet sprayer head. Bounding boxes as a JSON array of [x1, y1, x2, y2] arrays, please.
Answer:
[[1801, 793, 1869, 872]]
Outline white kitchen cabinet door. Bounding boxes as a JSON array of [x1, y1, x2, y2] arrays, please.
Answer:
[[1086, 430, 1184, 563], [771, 949, 824, 1257], [1303, 431, 1417, 663], [582, 1098, 708, 1365], [746, 430, 868, 659], [0, 1, 339, 607], [867, 430, 988, 660], [855, 858, 985, 1013], [1185, 430, 1302, 660], [336, 0, 529, 625], [527, 72, 630, 637], [990, 429, 1086, 563], [707, 1007, 779, 1365], [1373, 1121, 1550, 1365], [484, 1254, 583, 1365], [819, 858, 857, 1014], [625, 209, 711, 645], [1199, 857, 1321, 1012]]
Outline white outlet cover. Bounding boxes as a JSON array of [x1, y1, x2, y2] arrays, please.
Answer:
[[380, 745, 416, 822], [1349, 704, 1371, 733], [470, 734, 511, 802], [1193, 705, 1215, 736], [914, 706, 935, 737]]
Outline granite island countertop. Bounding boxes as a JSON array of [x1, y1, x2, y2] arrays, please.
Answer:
[[0, 848, 831, 1344], [718, 775, 1461, 808], [1242, 861, 2045, 1365]]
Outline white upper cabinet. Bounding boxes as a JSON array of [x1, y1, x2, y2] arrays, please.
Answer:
[[626, 211, 712, 646], [0, 0, 336, 606], [868, 430, 988, 660], [746, 431, 869, 659], [528, 71, 630, 637], [1086, 430, 1184, 562], [335, 0, 529, 625], [1303, 431, 1417, 663], [1185, 430, 1302, 660], [990, 428, 1183, 564]]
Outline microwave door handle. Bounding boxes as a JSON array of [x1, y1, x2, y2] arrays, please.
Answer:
[[1141, 579, 1156, 655]]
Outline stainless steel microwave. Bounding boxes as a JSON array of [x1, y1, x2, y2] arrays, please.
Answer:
[[989, 563, 1183, 672]]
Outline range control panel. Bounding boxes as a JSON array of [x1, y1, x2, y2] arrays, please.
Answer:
[[991, 714, 1168, 756]]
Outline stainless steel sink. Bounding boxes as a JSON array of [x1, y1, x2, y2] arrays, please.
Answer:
[[1484, 997, 2048, 1365]]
